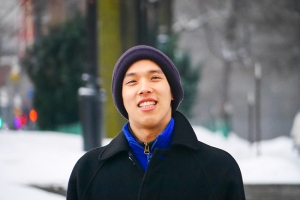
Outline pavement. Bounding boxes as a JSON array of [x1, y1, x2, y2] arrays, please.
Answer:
[[36, 183, 300, 200], [244, 184, 300, 200]]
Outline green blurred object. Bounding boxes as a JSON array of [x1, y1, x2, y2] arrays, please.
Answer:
[[55, 122, 82, 135], [203, 116, 230, 138], [21, 13, 86, 131], [216, 118, 231, 138]]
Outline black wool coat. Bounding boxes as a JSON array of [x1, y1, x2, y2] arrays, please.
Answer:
[[67, 111, 245, 200]]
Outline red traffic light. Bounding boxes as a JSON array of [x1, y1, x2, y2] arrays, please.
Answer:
[[29, 109, 38, 122]]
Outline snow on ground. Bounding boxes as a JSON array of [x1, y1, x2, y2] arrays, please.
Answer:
[[194, 126, 300, 184], [0, 127, 300, 199]]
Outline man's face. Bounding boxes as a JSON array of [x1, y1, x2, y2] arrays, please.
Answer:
[[122, 59, 173, 130]]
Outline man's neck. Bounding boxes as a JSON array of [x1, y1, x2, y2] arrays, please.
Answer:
[[129, 124, 166, 142]]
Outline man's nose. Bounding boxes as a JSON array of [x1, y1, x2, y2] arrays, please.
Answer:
[[138, 80, 153, 95]]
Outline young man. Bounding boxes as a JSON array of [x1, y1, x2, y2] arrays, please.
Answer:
[[67, 45, 245, 200]]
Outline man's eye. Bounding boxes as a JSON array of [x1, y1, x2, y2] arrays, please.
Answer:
[[151, 76, 160, 80], [126, 80, 136, 84]]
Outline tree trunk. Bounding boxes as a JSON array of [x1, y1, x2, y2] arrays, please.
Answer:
[[99, 0, 126, 138], [218, 0, 239, 136]]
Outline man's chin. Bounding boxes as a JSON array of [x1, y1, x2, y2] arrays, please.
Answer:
[[134, 116, 158, 128]]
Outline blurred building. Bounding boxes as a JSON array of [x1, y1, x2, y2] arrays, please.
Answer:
[[0, 0, 84, 130]]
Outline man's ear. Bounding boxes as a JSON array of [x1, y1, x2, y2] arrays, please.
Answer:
[[171, 94, 174, 100]]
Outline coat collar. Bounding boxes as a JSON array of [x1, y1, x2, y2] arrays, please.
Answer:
[[171, 111, 199, 150], [98, 131, 129, 160], [99, 111, 199, 160]]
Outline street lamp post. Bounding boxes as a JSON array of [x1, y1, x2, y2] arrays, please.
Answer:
[[254, 63, 262, 156], [247, 92, 254, 144], [78, 0, 103, 151]]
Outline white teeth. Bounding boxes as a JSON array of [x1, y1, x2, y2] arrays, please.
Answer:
[[139, 101, 156, 108]]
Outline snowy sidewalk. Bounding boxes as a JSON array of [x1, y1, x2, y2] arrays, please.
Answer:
[[1, 128, 300, 199], [0, 131, 83, 200]]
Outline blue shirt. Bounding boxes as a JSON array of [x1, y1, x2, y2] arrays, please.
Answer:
[[123, 118, 174, 171]]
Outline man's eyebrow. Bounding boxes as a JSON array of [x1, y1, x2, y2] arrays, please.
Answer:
[[148, 69, 163, 74], [124, 69, 163, 77], [124, 72, 136, 77]]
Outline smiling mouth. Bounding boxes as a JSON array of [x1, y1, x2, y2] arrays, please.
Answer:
[[138, 101, 157, 108]]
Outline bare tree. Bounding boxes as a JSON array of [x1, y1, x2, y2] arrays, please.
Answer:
[[174, 0, 300, 138], [190, 0, 252, 134]]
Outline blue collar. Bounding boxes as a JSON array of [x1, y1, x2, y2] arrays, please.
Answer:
[[123, 118, 174, 171]]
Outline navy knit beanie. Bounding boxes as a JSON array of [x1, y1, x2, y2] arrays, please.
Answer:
[[112, 45, 184, 119]]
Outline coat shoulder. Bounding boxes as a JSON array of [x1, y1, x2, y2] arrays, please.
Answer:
[[72, 146, 107, 173], [194, 140, 243, 180], [194, 141, 245, 199], [67, 146, 108, 200], [196, 140, 238, 166]]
